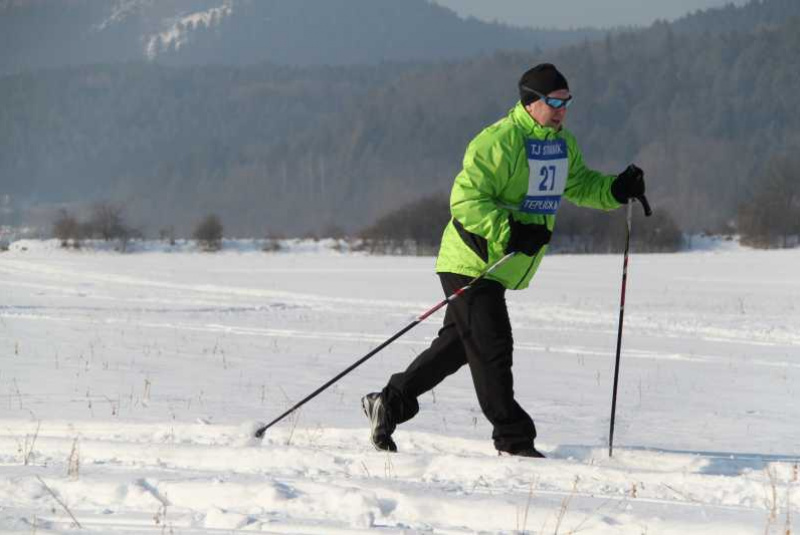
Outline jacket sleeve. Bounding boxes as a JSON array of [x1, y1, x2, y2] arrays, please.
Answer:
[[563, 132, 621, 211], [449, 130, 514, 245]]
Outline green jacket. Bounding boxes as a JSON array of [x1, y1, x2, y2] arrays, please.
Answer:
[[435, 102, 621, 290]]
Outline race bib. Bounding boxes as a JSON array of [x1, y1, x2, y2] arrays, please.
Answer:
[[520, 139, 568, 215]]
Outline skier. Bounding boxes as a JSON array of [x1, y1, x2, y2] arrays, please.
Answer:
[[361, 63, 646, 458]]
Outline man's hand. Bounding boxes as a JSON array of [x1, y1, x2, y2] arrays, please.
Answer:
[[506, 218, 552, 256], [611, 164, 646, 204]]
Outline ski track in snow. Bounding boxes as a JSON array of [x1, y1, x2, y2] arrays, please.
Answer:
[[1, 242, 799, 533]]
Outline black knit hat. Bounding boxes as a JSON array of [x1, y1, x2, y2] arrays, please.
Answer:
[[519, 63, 569, 106]]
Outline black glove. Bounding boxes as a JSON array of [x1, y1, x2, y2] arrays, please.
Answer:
[[506, 217, 551, 256], [611, 164, 646, 204]]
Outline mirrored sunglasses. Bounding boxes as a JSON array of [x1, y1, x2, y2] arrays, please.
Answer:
[[521, 85, 573, 109]]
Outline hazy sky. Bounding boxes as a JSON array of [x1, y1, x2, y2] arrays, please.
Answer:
[[430, 0, 750, 29]]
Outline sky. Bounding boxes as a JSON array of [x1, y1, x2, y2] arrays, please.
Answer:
[[430, 0, 750, 29]]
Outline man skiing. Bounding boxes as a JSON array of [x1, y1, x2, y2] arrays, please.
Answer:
[[362, 63, 646, 457]]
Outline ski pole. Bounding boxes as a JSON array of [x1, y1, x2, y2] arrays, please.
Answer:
[[609, 195, 652, 457], [254, 252, 517, 439]]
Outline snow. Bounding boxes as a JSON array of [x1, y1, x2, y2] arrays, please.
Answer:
[[1, 241, 799, 533], [144, 1, 233, 59], [94, 0, 149, 32], [682, 233, 744, 252]]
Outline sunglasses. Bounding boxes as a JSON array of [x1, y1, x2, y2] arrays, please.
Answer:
[[521, 85, 573, 109]]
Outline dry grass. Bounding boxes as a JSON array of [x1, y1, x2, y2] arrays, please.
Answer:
[[36, 476, 83, 529], [67, 438, 80, 480]]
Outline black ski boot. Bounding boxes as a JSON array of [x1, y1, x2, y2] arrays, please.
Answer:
[[361, 392, 397, 452], [499, 445, 546, 458]]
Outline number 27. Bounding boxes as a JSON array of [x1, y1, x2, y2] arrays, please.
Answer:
[[539, 165, 557, 191]]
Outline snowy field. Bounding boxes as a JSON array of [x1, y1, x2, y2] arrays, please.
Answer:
[[1, 239, 799, 534]]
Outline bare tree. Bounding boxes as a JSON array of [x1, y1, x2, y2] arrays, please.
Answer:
[[88, 202, 128, 241], [193, 214, 224, 251], [159, 226, 176, 245], [358, 194, 450, 255], [52, 209, 80, 247], [738, 155, 800, 248]]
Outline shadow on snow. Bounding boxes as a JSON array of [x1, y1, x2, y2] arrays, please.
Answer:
[[551, 444, 799, 476]]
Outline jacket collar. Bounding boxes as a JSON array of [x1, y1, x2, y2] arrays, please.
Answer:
[[510, 101, 560, 139]]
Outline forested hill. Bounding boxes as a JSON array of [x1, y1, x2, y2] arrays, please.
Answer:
[[2, 0, 800, 236], [0, 0, 603, 74], [671, 0, 800, 34]]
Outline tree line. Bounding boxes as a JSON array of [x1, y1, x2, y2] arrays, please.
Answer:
[[50, 155, 799, 254], [52, 202, 226, 252]]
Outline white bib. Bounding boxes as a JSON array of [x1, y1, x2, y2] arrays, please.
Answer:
[[520, 139, 568, 215]]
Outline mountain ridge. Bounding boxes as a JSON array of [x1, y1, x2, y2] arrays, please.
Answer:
[[0, 0, 605, 74]]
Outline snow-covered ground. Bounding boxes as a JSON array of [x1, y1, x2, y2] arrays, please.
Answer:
[[1, 240, 798, 534]]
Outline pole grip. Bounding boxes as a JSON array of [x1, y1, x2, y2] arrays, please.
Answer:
[[636, 195, 653, 217]]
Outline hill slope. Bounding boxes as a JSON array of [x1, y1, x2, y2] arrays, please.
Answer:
[[0, 0, 603, 73]]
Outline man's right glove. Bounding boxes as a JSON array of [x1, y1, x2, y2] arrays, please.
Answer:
[[505, 218, 552, 256], [611, 164, 646, 204]]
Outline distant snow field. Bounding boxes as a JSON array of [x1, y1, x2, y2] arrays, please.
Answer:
[[1, 240, 798, 534]]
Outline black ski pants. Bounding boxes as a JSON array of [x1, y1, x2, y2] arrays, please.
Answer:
[[382, 272, 536, 453]]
